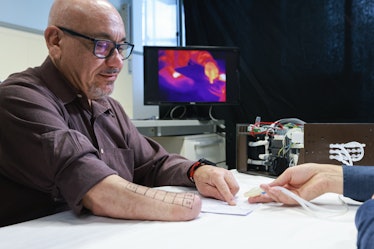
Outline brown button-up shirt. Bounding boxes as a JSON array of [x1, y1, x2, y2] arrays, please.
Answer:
[[0, 57, 195, 225]]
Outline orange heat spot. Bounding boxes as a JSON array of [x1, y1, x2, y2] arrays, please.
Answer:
[[204, 61, 219, 83]]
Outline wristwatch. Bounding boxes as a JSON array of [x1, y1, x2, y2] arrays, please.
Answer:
[[187, 158, 216, 182]]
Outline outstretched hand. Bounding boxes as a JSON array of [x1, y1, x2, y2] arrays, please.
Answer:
[[247, 163, 343, 205], [193, 165, 240, 205]]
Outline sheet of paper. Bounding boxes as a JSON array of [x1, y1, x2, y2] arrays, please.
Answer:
[[155, 185, 260, 216], [200, 196, 260, 216]]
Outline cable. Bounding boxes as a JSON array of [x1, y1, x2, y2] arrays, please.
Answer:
[[273, 118, 306, 126], [272, 186, 349, 217], [208, 105, 226, 129], [329, 141, 366, 166], [244, 186, 349, 218], [208, 105, 217, 121], [169, 105, 187, 119]]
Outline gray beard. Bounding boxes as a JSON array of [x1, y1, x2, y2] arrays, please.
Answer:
[[87, 83, 114, 99]]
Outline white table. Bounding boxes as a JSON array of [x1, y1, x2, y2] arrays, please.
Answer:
[[0, 170, 360, 249]]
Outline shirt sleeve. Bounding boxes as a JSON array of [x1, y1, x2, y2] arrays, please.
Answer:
[[0, 79, 116, 214], [343, 165, 374, 201], [355, 199, 374, 248], [107, 99, 196, 187], [40, 129, 118, 213]]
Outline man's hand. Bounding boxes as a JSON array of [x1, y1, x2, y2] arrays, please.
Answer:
[[193, 165, 240, 205]]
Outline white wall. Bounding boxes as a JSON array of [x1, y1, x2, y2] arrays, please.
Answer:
[[0, 26, 47, 81], [0, 0, 122, 32]]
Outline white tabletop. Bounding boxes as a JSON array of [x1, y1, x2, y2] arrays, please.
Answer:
[[0, 170, 360, 249]]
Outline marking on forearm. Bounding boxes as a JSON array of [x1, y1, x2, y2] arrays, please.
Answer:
[[125, 182, 195, 209]]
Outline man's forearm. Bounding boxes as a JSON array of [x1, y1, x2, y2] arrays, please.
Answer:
[[82, 175, 202, 221]]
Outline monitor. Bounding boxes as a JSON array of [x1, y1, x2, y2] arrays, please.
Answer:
[[143, 46, 240, 106]]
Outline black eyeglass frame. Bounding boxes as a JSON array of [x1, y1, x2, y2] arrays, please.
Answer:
[[57, 26, 134, 60]]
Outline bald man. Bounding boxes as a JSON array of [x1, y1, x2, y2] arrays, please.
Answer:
[[0, 0, 239, 226]]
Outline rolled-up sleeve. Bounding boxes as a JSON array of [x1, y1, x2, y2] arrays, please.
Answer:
[[41, 130, 117, 213], [108, 103, 195, 188]]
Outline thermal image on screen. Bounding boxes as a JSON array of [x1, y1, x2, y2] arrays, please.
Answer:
[[157, 49, 226, 103]]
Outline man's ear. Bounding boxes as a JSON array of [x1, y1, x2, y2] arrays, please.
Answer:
[[44, 26, 62, 58]]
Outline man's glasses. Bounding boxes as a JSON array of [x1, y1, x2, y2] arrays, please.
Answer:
[[58, 26, 134, 60]]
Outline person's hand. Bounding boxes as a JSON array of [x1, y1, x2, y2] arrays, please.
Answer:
[[193, 165, 239, 205], [248, 163, 343, 205]]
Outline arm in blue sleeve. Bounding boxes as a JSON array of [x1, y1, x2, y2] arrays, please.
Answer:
[[355, 199, 374, 249], [343, 165, 374, 201]]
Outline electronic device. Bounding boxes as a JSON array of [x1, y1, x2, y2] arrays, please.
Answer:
[[237, 120, 374, 177], [236, 118, 305, 177], [143, 46, 240, 106]]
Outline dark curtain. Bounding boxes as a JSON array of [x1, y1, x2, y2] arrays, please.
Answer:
[[183, 0, 374, 168]]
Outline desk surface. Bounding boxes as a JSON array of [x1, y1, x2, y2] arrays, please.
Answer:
[[0, 170, 359, 249]]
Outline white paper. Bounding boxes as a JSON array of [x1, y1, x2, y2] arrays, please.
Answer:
[[200, 196, 260, 216]]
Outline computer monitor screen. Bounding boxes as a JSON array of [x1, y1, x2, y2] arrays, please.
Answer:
[[143, 46, 240, 106]]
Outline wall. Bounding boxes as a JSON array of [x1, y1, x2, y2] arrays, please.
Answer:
[[0, 1, 53, 33], [0, 0, 123, 32], [0, 26, 47, 81]]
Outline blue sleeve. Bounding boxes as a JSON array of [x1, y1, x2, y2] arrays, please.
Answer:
[[343, 165, 374, 201], [355, 199, 374, 249]]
